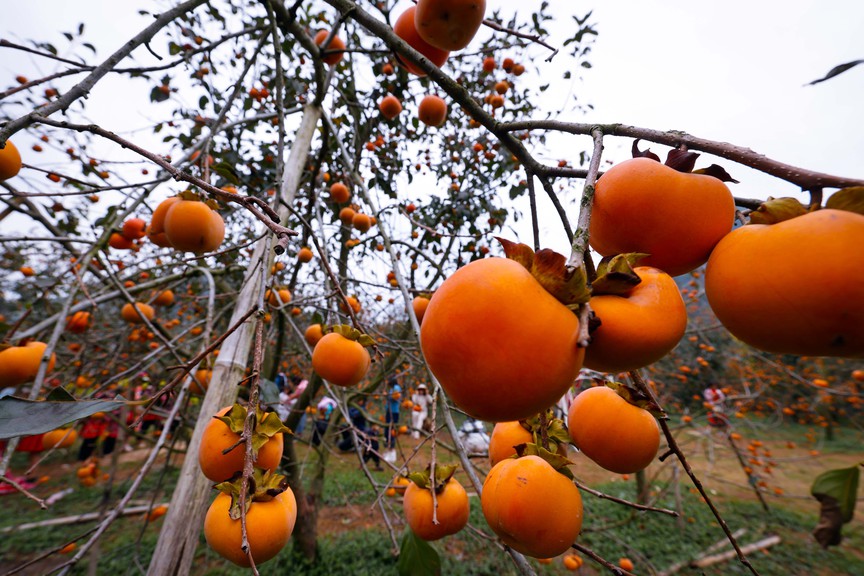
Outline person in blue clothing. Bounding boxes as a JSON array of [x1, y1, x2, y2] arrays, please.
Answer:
[[384, 377, 401, 456]]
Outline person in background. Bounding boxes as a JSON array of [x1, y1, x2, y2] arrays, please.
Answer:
[[337, 397, 382, 470], [384, 378, 402, 459], [312, 395, 337, 446], [410, 384, 432, 439], [284, 377, 308, 434], [703, 383, 728, 427]]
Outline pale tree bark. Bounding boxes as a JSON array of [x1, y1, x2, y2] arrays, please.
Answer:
[[147, 104, 321, 576]]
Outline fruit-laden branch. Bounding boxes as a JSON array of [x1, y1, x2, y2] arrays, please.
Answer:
[[501, 120, 864, 191], [322, 0, 573, 241], [30, 116, 299, 253], [480, 17, 558, 59], [0, 0, 209, 144], [570, 542, 636, 576], [268, 0, 328, 106]]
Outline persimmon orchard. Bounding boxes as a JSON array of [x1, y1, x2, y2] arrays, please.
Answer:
[[1, 1, 863, 576]]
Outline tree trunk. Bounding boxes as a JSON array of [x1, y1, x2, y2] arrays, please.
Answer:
[[147, 104, 321, 576]]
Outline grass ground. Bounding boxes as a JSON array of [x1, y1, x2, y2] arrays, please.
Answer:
[[0, 419, 861, 575]]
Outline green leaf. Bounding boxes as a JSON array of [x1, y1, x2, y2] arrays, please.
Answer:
[[825, 187, 864, 216], [0, 396, 126, 440], [811, 465, 860, 523], [397, 528, 441, 576], [749, 197, 808, 225]]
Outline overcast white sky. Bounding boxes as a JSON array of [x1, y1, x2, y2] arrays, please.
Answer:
[[2, 1, 863, 252]]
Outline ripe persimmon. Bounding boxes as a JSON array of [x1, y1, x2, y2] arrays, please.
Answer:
[[330, 182, 350, 203], [163, 199, 225, 253], [567, 386, 660, 474], [488, 421, 533, 466], [198, 406, 285, 482], [338, 207, 356, 226], [109, 232, 134, 250], [311, 332, 371, 387], [153, 289, 175, 306], [314, 30, 346, 66], [266, 288, 292, 307], [379, 94, 403, 120], [190, 369, 211, 395], [66, 311, 91, 334], [584, 266, 687, 373], [0, 341, 56, 385], [42, 428, 77, 449], [415, 0, 486, 51], [147, 196, 181, 247], [418, 95, 448, 127], [481, 455, 583, 558], [121, 302, 155, 324], [204, 488, 296, 567], [420, 257, 584, 421], [352, 212, 372, 233], [121, 218, 147, 240], [298, 247, 314, 263], [411, 296, 430, 324], [304, 323, 324, 347], [482, 56, 496, 72], [705, 208, 864, 357], [393, 6, 450, 76], [0, 140, 22, 181], [20, 266, 35, 277], [590, 157, 735, 276], [403, 475, 470, 540]]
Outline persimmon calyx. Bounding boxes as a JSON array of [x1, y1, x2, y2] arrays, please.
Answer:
[[825, 186, 864, 216], [177, 189, 220, 210], [514, 443, 574, 479], [214, 468, 290, 520], [214, 403, 291, 453], [748, 197, 808, 225], [590, 253, 649, 296], [326, 323, 376, 347], [523, 409, 570, 453], [495, 237, 591, 307], [631, 140, 738, 182], [606, 381, 664, 418], [407, 463, 458, 494]]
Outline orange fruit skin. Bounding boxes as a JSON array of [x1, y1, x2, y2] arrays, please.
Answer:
[[481, 455, 583, 558], [121, 218, 147, 240], [43, 428, 77, 449], [567, 386, 660, 474], [204, 488, 297, 567], [147, 196, 181, 247], [266, 288, 292, 307], [590, 158, 735, 277], [311, 333, 371, 387], [705, 209, 864, 357], [0, 341, 56, 385], [121, 302, 155, 324], [66, 311, 91, 334], [304, 324, 324, 347], [338, 207, 356, 226], [488, 421, 532, 466], [0, 140, 22, 181], [190, 369, 212, 395], [411, 296, 430, 324], [379, 95, 403, 120], [298, 247, 314, 263], [393, 6, 450, 76], [164, 200, 225, 253], [619, 558, 635, 571], [584, 266, 687, 373], [415, 0, 486, 51], [198, 407, 284, 482], [153, 289, 175, 306], [418, 95, 448, 127], [314, 30, 346, 66], [330, 182, 350, 203], [403, 477, 470, 540], [420, 257, 584, 422], [109, 232, 134, 250], [352, 213, 372, 233]]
